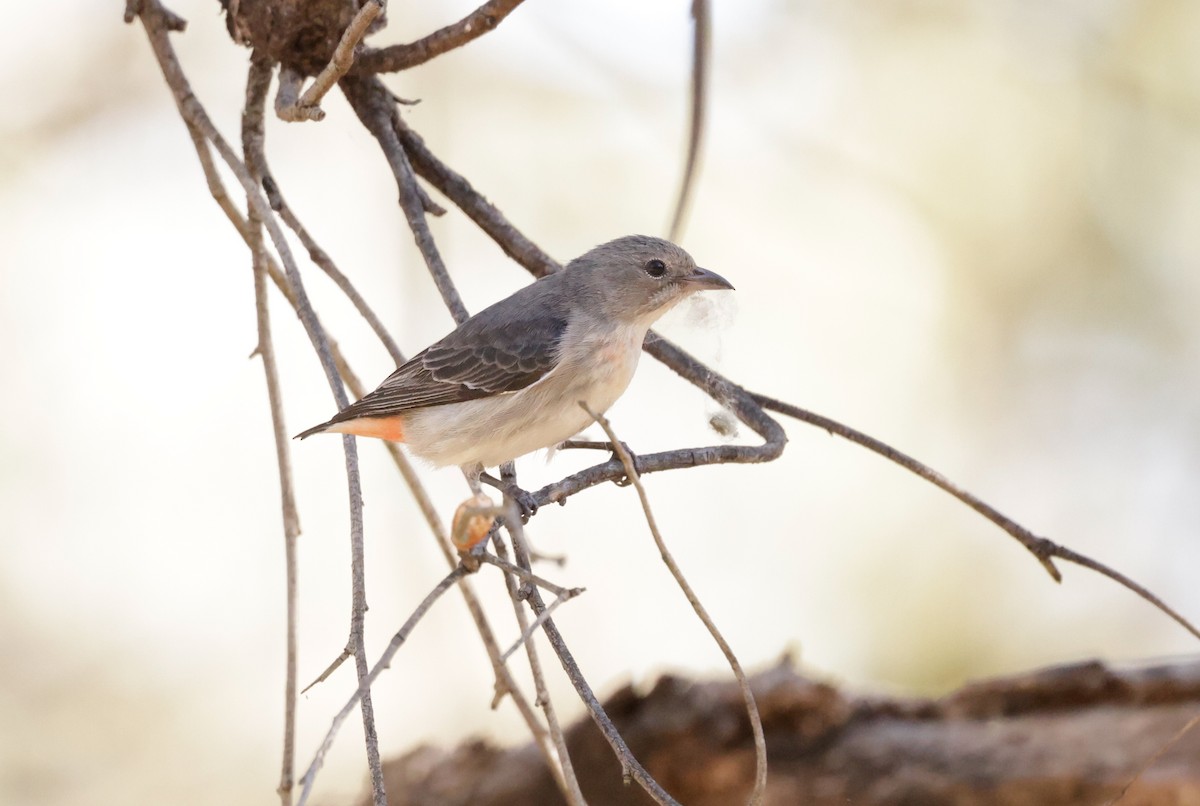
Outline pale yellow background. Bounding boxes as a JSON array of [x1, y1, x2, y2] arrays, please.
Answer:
[[3, 1, 1199, 804]]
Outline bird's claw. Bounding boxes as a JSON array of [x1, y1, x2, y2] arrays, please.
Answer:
[[506, 485, 539, 522], [479, 472, 539, 522]]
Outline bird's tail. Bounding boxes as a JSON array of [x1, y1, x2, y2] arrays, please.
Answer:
[[293, 421, 332, 440], [293, 414, 408, 443]]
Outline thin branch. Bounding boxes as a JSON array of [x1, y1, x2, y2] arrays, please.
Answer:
[[355, 0, 527, 74], [1105, 710, 1200, 805], [497, 480, 677, 804], [248, 195, 301, 806], [342, 76, 471, 324], [750, 392, 1200, 642], [302, 646, 352, 694], [1051, 544, 1200, 642], [498, 585, 578, 665], [394, 115, 559, 277], [228, 49, 385, 804], [667, 0, 710, 242], [526, 582, 681, 805], [531, 335, 788, 506], [245, 57, 407, 366], [475, 551, 581, 600], [296, 565, 471, 806], [487, 523, 586, 806], [276, 0, 383, 122], [584, 404, 767, 805]]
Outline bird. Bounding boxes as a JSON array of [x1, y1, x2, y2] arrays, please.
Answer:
[[296, 234, 733, 514]]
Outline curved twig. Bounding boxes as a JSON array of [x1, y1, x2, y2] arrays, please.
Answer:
[[355, 0, 527, 74], [751, 391, 1200, 642], [667, 0, 710, 241], [585, 404, 767, 805]]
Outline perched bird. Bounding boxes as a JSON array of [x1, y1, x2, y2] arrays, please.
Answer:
[[296, 235, 733, 500]]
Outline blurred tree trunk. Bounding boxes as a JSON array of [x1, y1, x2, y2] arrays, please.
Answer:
[[369, 658, 1200, 805]]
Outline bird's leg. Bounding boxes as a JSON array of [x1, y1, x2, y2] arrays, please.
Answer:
[[558, 439, 643, 485], [479, 462, 539, 521]]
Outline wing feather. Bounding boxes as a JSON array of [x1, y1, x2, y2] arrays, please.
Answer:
[[316, 278, 569, 429]]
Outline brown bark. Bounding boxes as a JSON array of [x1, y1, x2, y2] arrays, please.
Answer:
[[369, 659, 1200, 805]]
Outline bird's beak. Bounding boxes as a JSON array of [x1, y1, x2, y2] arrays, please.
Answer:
[[682, 266, 734, 291]]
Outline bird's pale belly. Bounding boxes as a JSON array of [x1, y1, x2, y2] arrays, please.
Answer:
[[403, 335, 642, 469]]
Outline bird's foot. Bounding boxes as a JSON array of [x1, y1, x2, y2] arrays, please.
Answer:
[[479, 472, 539, 522]]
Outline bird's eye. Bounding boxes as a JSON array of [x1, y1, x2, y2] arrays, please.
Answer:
[[644, 259, 668, 278]]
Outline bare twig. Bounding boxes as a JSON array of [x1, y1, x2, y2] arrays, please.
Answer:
[[244, 57, 407, 366], [393, 115, 559, 277], [277, 0, 383, 122], [1105, 710, 1200, 805], [247, 197, 300, 806], [498, 587, 579, 665], [342, 76, 471, 324], [583, 403, 767, 805], [475, 552, 580, 600], [750, 392, 1200, 641], [667, 0, 710, 242], [231, 53, 386, 803], [487, 524, 586, 805], [532, 335, 787, 507], [526, 583, 681, 805], [296, 565, 471, 806], [356, 0, 527, 74]]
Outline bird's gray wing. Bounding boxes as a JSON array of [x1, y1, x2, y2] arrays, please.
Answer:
[[322, 280, 569, 425]]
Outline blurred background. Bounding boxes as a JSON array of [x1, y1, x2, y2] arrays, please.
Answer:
[[3, 0, 1199, 803]]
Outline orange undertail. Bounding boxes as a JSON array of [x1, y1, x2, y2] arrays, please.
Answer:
[[326, 415, 407, 442]]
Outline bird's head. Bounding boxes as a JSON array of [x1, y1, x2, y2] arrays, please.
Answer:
[[564, 235, 733, 327]]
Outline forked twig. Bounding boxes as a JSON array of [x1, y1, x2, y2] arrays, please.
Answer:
[[476, 551, 580, 600], [750, 392, 1200, 641], [583, 403, 767, 805], [296, 565, 471, 806]]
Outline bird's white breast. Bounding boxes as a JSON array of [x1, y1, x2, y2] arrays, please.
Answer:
[[401, 317, 647, 469]]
